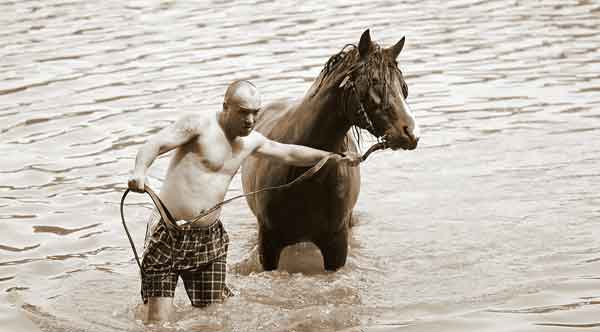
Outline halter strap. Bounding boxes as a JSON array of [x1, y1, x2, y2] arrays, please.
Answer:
[[339, 72, 378, 136]]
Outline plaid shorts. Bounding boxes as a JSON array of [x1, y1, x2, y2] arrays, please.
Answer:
[[140, 211, 233, 307]]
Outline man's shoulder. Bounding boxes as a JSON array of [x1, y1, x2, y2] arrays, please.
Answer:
[[247, 131, 267, 144], [242, 131, 268, 151], [175, 111, 215, 134]]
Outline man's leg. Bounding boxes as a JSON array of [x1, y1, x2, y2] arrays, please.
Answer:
[[182, 257, 232, 307], [145, 297, 174, 322], [141, 271, 178, 323], [140, 221, 179, 322]]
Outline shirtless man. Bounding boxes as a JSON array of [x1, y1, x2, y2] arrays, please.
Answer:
[[128, 80, 361, 322]]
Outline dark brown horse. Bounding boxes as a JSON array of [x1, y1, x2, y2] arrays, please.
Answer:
[[241, 29, 420, 271]]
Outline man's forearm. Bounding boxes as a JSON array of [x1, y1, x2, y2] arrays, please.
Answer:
[[285, 144, 334, 166], [133, 142, 160, 175]]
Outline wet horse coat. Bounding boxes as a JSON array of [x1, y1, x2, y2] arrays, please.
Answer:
[[242, 30, 419, 271]]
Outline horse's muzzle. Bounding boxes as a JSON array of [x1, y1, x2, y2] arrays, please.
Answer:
[[385, 131, 419, 151]]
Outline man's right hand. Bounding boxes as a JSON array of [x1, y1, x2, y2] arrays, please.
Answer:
[[127, 173, 146, 193]]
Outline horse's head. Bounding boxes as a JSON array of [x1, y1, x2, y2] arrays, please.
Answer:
[[338, 29, 420, 150]]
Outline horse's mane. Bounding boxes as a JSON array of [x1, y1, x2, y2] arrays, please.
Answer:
[[310, 42, 400, 149], [311, 44, 358, 96]]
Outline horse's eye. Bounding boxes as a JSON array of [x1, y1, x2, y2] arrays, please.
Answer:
[[369, 87, 381, 105]]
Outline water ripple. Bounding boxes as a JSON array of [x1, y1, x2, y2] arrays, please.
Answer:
[[0, 246, 116, 267], [0, 244, 40, 252], [488, 300, 600, 314], [32, 223, 101, 236]]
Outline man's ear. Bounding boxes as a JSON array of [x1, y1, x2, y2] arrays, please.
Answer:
[[223, 102, 227, 111]]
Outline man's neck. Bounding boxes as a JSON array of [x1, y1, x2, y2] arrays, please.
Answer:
[[217, 110, 238, 141]]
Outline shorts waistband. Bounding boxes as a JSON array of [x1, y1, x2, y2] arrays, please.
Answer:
[[154, 207, 222, 232], [176, 218, 222, 232]]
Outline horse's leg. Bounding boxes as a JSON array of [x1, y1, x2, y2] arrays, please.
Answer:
[[258, 225, 283, 271], [315, 227, 349, 271]]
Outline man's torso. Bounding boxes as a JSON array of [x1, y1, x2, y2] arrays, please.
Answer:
[[159, 111, 261, 224]]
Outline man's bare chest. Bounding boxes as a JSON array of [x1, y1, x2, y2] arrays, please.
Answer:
[[186, 133, 250, 174]]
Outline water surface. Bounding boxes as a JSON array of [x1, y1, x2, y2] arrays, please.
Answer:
[[1, 0, 599, 331]]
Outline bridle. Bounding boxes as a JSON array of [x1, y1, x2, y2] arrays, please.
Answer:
[[338, 62, 394, 149], [339, 74, 377, 135]]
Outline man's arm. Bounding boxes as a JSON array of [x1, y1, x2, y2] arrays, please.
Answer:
[[252, 133, 361, 167], [128, 115, 203, 192]]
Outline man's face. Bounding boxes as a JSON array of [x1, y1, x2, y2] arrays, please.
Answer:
[[227, 103, 260, 137]]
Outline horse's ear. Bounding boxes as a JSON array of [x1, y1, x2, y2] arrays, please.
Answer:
[[358, 29, 373, 59], [390, 36, 405, 59]]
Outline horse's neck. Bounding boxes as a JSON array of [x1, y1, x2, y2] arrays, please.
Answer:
[[286, 87, 351, 151]]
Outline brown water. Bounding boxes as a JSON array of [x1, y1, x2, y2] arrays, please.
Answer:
[[1, 0, 600, 331]]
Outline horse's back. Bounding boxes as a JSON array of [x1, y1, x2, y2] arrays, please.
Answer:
[[254, 98, 300, 137]]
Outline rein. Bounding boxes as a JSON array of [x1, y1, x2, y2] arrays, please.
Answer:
[[121, 143, 387, 276]]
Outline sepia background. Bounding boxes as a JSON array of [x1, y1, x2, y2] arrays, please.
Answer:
[[1, 0, 599, 331]]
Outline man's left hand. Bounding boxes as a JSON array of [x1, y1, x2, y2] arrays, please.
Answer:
[[332, 152, 362, 167]]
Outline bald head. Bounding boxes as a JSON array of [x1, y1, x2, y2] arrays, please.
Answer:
[[224, 80, 261, 110]]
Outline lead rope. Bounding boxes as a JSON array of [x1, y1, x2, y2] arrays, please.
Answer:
[[120, 185, 179, 278], [121, 143, 387, 276]]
